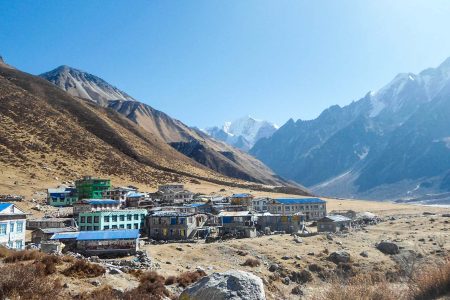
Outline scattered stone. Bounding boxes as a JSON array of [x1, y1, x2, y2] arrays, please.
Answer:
[[90, 279, 101, 286], [109, 268, 122, 275], [328, 251, 351, 264], [360, 251, 369, 258], [307, 252, 315, 256], [176, 247, 183, 251], [180, 270, 266, 300], [281, 256, 292, 260], [268, 264, 279, 272], [293, 237, 303, 243], [282, 277, 290, 285], [63, 283, 69, 288], [295, 255, 302, 260], [377, 241, 400, 255], [326, 234, 333, 240]]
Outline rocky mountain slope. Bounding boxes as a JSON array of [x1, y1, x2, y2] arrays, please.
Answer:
[[251, 58, 450, 201], [39, 66, 302, 190], [0, 61, 308, 194], [205, 116, 278, 151]]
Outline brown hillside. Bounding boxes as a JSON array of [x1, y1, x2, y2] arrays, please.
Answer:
[[0, 64, 308, 195]]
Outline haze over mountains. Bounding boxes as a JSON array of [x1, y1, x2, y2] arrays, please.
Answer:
[[39, 64, 301, 190], [251, 57, 450, 203], [205, 117, 278, 151]]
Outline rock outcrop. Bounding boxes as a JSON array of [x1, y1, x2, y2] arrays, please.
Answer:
[[179, 270, 266, 300]]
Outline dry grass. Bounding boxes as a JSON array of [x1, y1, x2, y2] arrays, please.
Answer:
[[242, 258, 261, 267], [124, 271, 171, 299], [176, 270, 207, 288], [77, 285, 122, 300], [0, 246, 13, 258], [63, 259, 106, 278], [409, 258, 450, 300], [0, 263, 62, 299], [316, 273, 405, 300], [3, 249, 43, 263]]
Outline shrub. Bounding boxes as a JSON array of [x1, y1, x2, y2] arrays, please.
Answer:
[[242, 258, 261, 267], [0, 246, 13, 258], [0, 263, 62, 299], [63, 259, 106, 278], [176, 270, 207, 288], [3, 249, 42, 263], [409, 258, 450, 300], [40, 254, 62, 275], [124, 271, 171, 299], [236, 250, 248, 256], [78, 285, 122, 300], [164, 276, 177, 285]]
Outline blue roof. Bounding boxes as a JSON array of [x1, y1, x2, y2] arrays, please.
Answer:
[[184, 203, 206, 207], [0, 203, 12, 212], [83, 199, 120, 205], [76, 229, 140, 241], [127, 192, 145, 198], [231, 193, 253, 198], [51, 232, 80, 240], [274, 198, 326, 204]]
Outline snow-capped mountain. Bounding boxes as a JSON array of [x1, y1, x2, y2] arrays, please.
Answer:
[[251, 57, 450, 202], [205, 116, 278, 151], [40, 65, 135, 106]]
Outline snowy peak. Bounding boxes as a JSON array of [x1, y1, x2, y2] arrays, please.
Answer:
[[205, 116, 278, 151], [39, 65, 135, 106]]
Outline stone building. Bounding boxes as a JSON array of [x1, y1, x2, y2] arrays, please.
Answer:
[[268, 198, 327, 220], [317, 215, 352, 232], [147, 211, 207, 240]]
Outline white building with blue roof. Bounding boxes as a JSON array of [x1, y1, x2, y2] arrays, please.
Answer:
[[268, 198, 327, 220], [0, 203, 26, 249]]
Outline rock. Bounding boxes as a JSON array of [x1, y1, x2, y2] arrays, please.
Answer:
[[291, 285, 304, 296], [295, 255, 302, 260], [328, 251, 351, 264], [90, 279, 101, 286], [196, 266, 206, 272], [307, 252, 315, 256], [176, 247, 184, 251], [282, 277, 290, 285], [281, 256, 292, 260], [109, 268, 122, 275], [326, 234, 333, 240], [293, 237, 303, 243], [360, 251, 369, 258], [377, 241, 400, 255], [63, 283, 69, 288], [179, 270, 266, 300], [268, 264, 279, 272]]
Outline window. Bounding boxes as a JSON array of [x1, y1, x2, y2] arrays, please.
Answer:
[[127, 215, 132, 221], [119, 215, 125, 221], [15, 240, 22, 249], [87, 216, 92, 223], [134, 214, 139, 220], [119, 224, 125, 229], [104, 216, 110, 222], [80, 216, 86, 223], [134, 224, 138, 229], [80, 226, 86, 231], [94, 226, 99, 230], [104, 226, 109, 230], [8, 241, 13, 248], [10, 223, 14, 232], [112, 225, 117, 229], [86, 226, 92, 231], [112, 215, 117, 222], [17, 222, 23, 233], [127, 224, 131, 229], [94, 216, 99, 223]]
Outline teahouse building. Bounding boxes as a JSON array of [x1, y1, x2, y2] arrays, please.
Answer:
[[0, 203, 26, 250], [268, 198, 327, 220]]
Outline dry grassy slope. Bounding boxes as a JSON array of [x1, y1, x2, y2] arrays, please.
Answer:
[[0, 65, 292, 195], [107, 99, 299, 187]]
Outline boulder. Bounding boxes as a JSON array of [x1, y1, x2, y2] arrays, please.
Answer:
[[328, 251, 351, 264], [359, 251, 369, 258], [291, 285, 304, 296], [179, 270, 266, 300], [377, 241, 400, 255], [268, 264, 279, 272]]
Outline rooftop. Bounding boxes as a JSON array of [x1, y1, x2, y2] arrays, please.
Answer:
[[231, 193, 253, 198], [218, 211, 252, 217], [0, 203, 12, 212], [36, 227, 78, 234], [150, 211, 197, 217], [81, 199, 120, 205], [273, 198, 326, 204], [320, 215, 352, 222], [77, 229, 140, 240]]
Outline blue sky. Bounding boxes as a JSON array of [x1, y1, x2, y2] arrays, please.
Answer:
[[2, 1, 450, 128]]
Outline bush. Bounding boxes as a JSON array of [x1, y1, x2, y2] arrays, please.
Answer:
[[0, 263, 62, 299], [164, 276, 177, 285], [124, 271, 171, 299], [409, 258, 450, 300], [176, 270, 207, 288], [40, 254, 62, 275], [3, 249, 42, 263], [63, 259, 106, 278], [0, 246, 13, 258], [78, 285, 122, 300], [242, 258, 261, 267]]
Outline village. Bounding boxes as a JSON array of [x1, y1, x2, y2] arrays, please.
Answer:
[[1, 176, 449, 299]]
